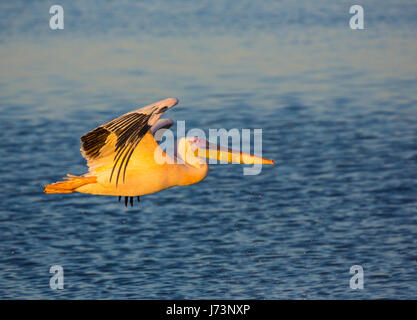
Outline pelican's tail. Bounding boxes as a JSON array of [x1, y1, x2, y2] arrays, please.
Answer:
[[44, 174, 97, 194]]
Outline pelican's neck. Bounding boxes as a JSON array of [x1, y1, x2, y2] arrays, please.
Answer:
[[174, 139, 209, 186], [175, 161, 209, 186]]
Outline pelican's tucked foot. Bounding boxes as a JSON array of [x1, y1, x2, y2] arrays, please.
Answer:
[[119, 196, 139, 207]]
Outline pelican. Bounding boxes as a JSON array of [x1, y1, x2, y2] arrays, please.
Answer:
[[44, 98, 275, 207]]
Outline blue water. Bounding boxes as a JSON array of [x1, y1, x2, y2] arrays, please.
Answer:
[[0, 0, 416, 299]]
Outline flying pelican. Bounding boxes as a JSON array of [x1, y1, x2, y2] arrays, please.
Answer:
[[44, 98, 275, 207]]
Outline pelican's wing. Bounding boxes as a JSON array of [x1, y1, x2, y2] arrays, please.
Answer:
[[80, 98, 178, 186]]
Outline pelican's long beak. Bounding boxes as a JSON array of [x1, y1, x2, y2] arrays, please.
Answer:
[[190, 137, 275, 165]]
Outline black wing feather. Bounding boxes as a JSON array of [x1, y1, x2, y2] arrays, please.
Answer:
[[80, 111, 153, 187], [81, 127, 110, 159]]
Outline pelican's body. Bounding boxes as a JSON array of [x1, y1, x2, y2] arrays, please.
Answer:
[[44, 98, 274, 205], [76, 132, 208, 196]]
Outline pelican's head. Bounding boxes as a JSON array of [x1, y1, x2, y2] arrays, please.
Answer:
[[177, 136, 274, 167]]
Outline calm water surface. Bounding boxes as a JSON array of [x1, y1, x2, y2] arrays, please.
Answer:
[[0, 0, 416, 299]]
